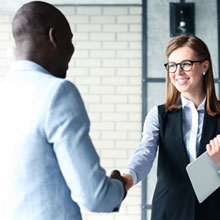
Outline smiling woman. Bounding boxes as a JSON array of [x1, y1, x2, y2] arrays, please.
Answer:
[[122, 34, 220, 220], [165, 35, 219, 115], [167, 46, 208, 108]]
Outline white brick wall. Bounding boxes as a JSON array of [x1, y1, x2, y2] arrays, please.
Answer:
[[0, 12, 14, 81], [0, 5, 142, 220]]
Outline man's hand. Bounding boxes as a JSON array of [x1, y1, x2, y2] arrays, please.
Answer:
[[110, 170, 127, 199], [207, 134, 220, 167]]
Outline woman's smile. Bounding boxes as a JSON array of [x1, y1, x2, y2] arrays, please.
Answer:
[[175, 77, 189, 85]]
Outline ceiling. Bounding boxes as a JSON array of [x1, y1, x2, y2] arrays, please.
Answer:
[[1, 0, 142, 13]]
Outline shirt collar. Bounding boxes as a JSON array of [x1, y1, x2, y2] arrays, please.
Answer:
[[181, 94, 206, 110], [9, 60, 50, 75]]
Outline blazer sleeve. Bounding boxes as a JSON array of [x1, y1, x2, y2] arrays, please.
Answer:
[[45, 80, 124, 212]]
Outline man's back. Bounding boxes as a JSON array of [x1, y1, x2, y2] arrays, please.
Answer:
[[0, 61, 83, 219], [0, 61, 124, 219]]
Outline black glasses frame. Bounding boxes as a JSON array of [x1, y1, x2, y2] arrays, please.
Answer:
[[164, 60, 205, 73]]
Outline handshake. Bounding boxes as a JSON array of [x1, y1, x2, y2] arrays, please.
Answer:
[[109, 170, 133, 199]]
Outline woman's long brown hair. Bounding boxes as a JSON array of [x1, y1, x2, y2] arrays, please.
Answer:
[[165, 34, 220, 116]]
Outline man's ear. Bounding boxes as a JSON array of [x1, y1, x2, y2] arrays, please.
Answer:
[[48, 27, 57, 48]]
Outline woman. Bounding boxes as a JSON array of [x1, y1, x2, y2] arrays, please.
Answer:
[[123, 35, 220, 220]]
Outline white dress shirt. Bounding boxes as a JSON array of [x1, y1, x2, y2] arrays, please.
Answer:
[[125, 95, 206, 185]]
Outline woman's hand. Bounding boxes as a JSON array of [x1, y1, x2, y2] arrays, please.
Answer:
[[206, 134, 220, 167], [122, 173, 134, 191]]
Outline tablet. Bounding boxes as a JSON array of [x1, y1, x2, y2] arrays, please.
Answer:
[[186, 151, 220, 203]]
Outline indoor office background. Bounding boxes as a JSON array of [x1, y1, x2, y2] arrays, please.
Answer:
[[0, 0, 219, 220]]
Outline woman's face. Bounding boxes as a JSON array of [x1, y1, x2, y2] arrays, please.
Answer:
[[168, 46, 209, 100]]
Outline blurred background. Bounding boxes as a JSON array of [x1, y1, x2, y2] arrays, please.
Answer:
[[0, 0, 218, 219]]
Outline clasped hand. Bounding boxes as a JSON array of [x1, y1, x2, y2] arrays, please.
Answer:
[[109, 170, 134, 200]]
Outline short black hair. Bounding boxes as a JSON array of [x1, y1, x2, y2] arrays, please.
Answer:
[[12, 1, 68, 43]]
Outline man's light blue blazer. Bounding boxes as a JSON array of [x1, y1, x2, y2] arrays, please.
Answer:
[[0, 61, 124, 220]]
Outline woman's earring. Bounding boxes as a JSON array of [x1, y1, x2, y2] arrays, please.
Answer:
[[203, 71, 206, 76]]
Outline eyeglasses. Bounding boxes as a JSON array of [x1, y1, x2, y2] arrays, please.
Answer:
[[164, 60, 205, 73]]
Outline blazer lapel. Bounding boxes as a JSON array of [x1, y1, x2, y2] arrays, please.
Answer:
[[197, 111, 217, 157], [171, 109, 190, 165]]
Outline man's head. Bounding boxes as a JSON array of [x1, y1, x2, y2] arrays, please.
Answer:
[[12, 1, 75, 78]]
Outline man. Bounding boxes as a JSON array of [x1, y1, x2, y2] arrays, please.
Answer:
[[0, 1, 125, 219]]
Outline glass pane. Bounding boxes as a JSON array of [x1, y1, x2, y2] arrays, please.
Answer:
[[147, 0, 217, 79], [147, 209, 152, 220], [147, 82, 166, 112]]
